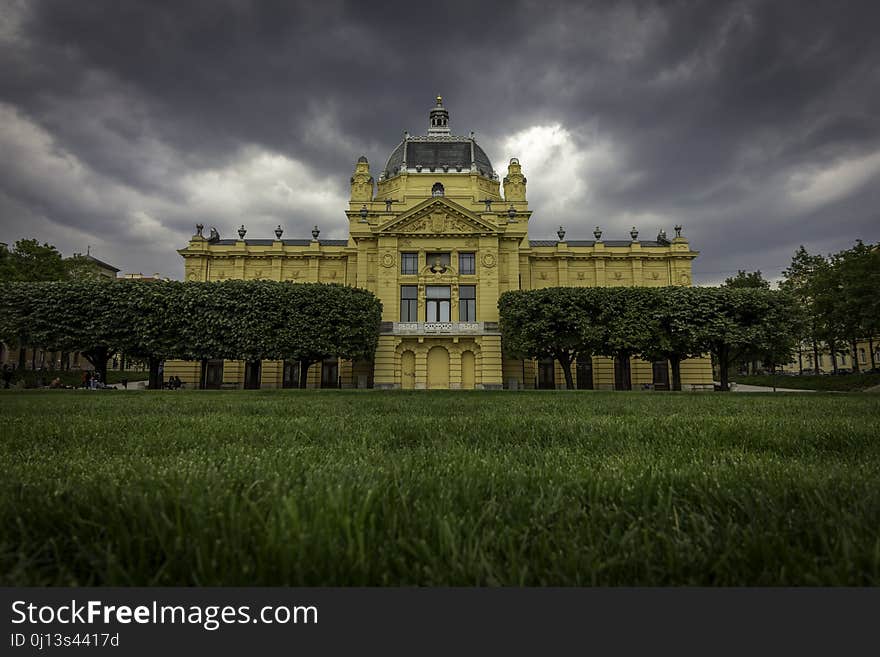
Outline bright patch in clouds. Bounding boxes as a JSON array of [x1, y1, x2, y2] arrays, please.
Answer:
[[497, 123, 630, 237], [180, 148, 346, 239], [787, 150, 880, 212]]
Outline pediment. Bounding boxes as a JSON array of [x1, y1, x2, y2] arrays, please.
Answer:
[[378, 198, 500, 235]]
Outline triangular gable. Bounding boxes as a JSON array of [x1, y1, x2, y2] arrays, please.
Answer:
[[378, 197, 501, 235]]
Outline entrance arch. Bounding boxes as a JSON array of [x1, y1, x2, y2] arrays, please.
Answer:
[[461, 351, 475, 389], [427, 346, 450, 389], [401, 350, 416, 390]]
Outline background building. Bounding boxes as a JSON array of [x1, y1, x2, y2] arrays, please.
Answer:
[[172, 98, 713, 389]]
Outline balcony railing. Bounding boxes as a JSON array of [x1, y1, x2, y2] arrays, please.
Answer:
[[380, 321, 500, 335]]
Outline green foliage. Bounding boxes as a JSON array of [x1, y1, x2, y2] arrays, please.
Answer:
[[0, 239, 120, 283], [722, 269, 771, 289], [0, 280, 382, 385], [692, 287, 799, 390], [499, 287, 597, 388], [0, 239, 68, 282], [500, 286, 799, 391], [782, 241, 880, 373], [1, 390, 878, 585], [730, 373, 880, 392], [7, 369, 149, 389]]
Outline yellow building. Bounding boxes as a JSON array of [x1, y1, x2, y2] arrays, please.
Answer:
[[780, 338, 880, 374], [172, 97, 713, 390]]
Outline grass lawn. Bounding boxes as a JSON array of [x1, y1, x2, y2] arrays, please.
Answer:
[[731, 372, 880, 392], [1, 390, 878, 586]]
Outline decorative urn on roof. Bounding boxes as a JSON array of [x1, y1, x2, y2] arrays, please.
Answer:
[[238, 225, 247, 239]]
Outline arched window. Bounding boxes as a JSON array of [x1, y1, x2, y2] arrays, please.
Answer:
[[432, 182, 444, 197]]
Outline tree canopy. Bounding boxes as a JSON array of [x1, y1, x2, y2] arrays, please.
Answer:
[[0, 280, 382, 388], [499, 285, 800, 391], [781, 241, 879, 372]]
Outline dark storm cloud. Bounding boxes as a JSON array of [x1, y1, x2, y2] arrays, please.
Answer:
[[1, 0, 878, 280]]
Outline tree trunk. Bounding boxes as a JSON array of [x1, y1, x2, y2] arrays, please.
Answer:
[[812, 340, 820, 374], [850, 339, 860, 373], [670, 356, 682, 391], [299, 360, 311, 389], [18, 346, 26, 370], [798, 346, 803, 375], [148, 356, 162, 390], [830, 350, 838, 374], [558, 354, 574, 390], [200, 358, 208, 390], [717, 344, 730, 391], [119, 352, 126, 372], [83, 347, 110, 386], [870, 337, 876, 371]]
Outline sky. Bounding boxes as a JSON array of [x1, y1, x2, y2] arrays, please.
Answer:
[[1, 0, 879, 284]]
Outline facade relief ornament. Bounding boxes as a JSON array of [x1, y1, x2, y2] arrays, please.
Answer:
[[481, 253, 496, 268], [381, 252, 395, 268]]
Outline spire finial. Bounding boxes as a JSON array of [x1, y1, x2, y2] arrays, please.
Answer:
[[428, 95, 450, 135]]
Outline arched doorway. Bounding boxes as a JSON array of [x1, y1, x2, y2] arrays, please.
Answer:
[[461, 351, 475, 389], [427, 346, 449, 389], [401, 351, 416, 390]]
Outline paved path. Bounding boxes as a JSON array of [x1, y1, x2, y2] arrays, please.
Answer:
[[722, 382, 815, 393]]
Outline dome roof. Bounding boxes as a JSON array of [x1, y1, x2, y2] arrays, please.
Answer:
[[381, 97, 495, 179], [383, 137, 494, 179]]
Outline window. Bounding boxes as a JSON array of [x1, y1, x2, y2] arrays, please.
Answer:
[[426, 285, 451, 322], [432, 182, 444, 197], [859, 348, 866, 364], [459, 285, 476, 321], [401, 252, 418, 275], [459, 252, 475, 275], [400, 286, 418, 322]]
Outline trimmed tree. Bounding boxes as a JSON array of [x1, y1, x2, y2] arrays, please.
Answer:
[[639, 286, 708, 391], [695, 287, 799, 391], [499, 287, 599, 389], [590, 287, 656, 391]]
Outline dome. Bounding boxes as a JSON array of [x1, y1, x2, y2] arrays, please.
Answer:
[[381, 98, 495, 179], [383, 137, 494, 179]]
